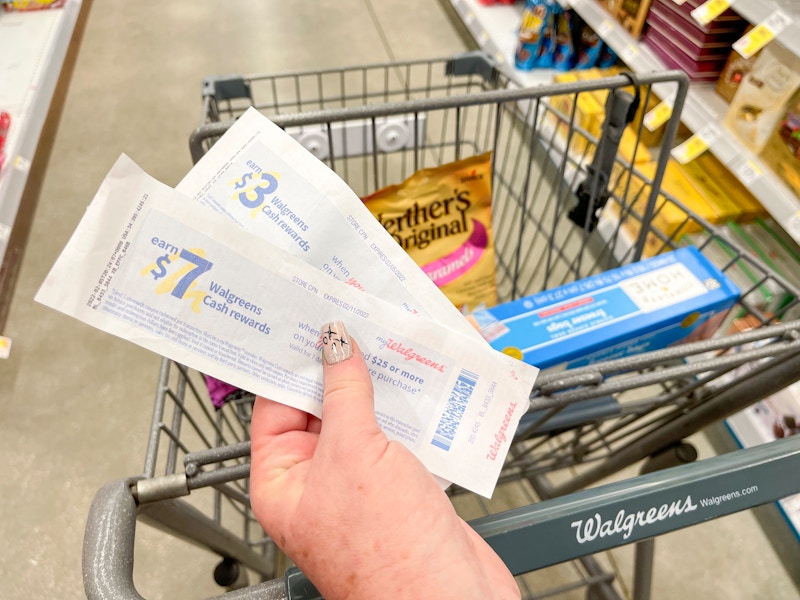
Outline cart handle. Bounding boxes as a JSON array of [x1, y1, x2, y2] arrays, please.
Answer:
[[86, 434, 800, 599], [82, 479, 288, 600]]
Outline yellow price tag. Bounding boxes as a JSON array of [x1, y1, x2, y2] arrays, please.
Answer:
[[733, 11, 792, 58], [691, 0, 732, 27], [734, 25, 773, 58], [681, 136, 709, 161], [672, 126, 718, 164], [643, 100, 673, 132]]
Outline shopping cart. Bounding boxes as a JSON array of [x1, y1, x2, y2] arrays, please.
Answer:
[[83, 53, 800, 599]]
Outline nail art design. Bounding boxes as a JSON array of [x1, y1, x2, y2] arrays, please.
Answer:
[[321, 321, 352, 365]]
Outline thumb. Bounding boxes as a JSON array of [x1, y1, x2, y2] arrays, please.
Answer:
[[319, 321, 383, 443]]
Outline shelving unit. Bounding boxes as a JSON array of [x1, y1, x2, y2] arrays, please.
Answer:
[[0, 1, 81, 273], [448, 0, 800, 543], [447, 0, 800, 247]]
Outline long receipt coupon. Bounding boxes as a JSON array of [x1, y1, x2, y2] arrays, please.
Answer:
[[177, 108, 482, 341], [36, 133, 538, 497]]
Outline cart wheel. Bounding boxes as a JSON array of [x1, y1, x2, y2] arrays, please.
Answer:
[[214, 557, 249, 591]]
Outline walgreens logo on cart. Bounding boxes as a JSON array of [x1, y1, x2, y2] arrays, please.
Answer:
[[570, 495, 698, 545]]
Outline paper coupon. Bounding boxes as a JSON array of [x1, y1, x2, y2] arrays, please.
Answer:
[[177, 108, 481, 342], [35, 155, 538, 497]]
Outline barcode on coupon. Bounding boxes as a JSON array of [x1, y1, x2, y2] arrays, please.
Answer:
[[431, 369, 478, 451]]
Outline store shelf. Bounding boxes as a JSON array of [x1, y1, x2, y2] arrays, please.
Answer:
[[447, 0, 800, 248], [726, 385, 800, 539], [448, 0, 800, 546], [567, 0, 800, 248], [0, 0, 81, 267], [732, 0, 800, 60], [448, 0, 556, 87]]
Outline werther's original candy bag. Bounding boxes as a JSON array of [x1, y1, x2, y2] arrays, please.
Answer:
[[363, 152, 497, 311]]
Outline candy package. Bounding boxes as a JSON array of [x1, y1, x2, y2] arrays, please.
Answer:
[[515, 0, 557, 71], [362, 153, 498, 312], [552, 5, 576, 70]]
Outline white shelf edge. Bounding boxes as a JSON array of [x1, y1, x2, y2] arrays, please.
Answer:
[[0, 0, 81, 264], [450, 0, 558, 87]]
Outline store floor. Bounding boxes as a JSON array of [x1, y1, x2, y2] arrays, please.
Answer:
[[1, 1, 797, 598]]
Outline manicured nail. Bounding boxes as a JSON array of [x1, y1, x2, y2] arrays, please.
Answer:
[[321, 321, 352, 365]]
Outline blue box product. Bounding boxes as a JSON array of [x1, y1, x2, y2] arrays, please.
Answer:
[[469, 247, 739, 370]]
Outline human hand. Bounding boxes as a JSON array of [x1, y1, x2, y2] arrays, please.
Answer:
[[250, 320, 520, 599]]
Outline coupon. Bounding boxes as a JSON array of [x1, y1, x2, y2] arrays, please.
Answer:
[[177, 107, 481, 341], [35, 155, 538, 497]]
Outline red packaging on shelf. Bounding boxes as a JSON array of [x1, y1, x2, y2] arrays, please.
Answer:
[[0, 111, 10, 170], [651, 0, 746, 34], [652, 0, 743, 24], [645, 10, 733, 61], [647, 2, 744, 46], [643, 30, 724, 82]]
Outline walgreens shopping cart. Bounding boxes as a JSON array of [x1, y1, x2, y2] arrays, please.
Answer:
[[84, 53, 800, 599]]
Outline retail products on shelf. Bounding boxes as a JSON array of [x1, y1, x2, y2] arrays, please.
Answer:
[[0, 110, 9, 171], [723, 42, 800, 154], [515, 0, 559, 70], [596, 0, 653, 38], [362, 153, 498, 312], [643, 0, 747, 82], [468, 246, 739, 370], [516, 2, 619, 71], [2, 0, 66, 10], [716, 34, 761, 103], [759, 87, 800, 199]]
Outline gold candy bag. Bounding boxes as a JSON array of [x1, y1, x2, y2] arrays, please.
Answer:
[[363, 152, 497, 311]]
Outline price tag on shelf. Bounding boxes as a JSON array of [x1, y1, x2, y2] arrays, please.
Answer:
[[620, 44, 640, 65], [643, 98, 673, 131], [0, 336, 11, 360], [597, 19, 614, 39], [731, 155, 762, 186], [671, 125, 719, 164], [789, 213, 800, 239], [13, 155, 31, 173], [478, 30, 489, 46], [464, 9, 476, 27], [732, 10, 792, 58], [691, 0, 733, 27]]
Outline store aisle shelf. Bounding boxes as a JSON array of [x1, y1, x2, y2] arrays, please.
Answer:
[[732, 0, 800, 60], [448, 0, 555, 87], [0, 0, 81, 268], [449, 0, 800, 247], [568, 0, 800, 247]]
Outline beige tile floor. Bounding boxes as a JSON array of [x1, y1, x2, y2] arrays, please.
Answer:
[[1, 1, 798, 598]]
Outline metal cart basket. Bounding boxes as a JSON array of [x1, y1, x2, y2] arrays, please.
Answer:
[[84, 53, 800, 599]]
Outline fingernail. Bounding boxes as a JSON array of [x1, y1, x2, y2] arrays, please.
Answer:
[[321, 321, 352, 365]]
